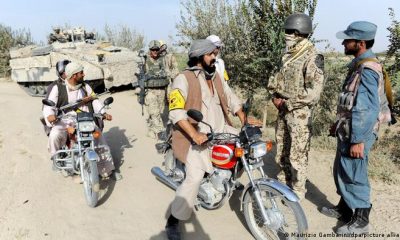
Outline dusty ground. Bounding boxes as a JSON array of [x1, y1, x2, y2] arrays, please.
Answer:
[[0, 80, 399, 240]]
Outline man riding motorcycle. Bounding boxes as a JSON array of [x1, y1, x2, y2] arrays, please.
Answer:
[[165, 39, 260, 240], [42, 62, 116, 179]]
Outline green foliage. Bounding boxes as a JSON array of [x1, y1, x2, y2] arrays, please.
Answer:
[[386, 8, 400, 98], [312, 54, 347, 135], [104, 24, 145, 51], [176, 0, 318, 94], [174, 52, 188, 71], [0, 24, 33, 77]]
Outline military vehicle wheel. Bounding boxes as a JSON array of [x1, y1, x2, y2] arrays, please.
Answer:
[[28, 85, 38, 95], [37, 85, 46, 96], [19, 84, 46, 97]]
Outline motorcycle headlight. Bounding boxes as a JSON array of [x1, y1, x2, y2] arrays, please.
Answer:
[[78, 121, 95, 132], [250, 141, 267, 159]]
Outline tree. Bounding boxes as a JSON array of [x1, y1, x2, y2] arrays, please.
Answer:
[[386, 8, 400, 98], [176, 0, 317, 95], [104, 24, 145, 51], [0, 24, 33, 77]]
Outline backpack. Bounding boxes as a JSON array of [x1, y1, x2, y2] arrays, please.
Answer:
[[355, 58, 396, 125]]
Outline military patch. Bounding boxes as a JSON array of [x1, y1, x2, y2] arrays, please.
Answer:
[[169, 89, 185, 111], [223, 70, 229, 81], [315, 54, 324, 73]]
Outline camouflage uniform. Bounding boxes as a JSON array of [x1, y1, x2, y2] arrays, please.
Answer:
[[145, 52, 179, 138], [268, 39, 324, 198]]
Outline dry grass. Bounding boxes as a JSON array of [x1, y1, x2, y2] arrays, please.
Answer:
[[311, 124, 400, 184]]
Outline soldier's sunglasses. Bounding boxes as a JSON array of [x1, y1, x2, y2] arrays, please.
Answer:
[[285, 29, 297, 35]]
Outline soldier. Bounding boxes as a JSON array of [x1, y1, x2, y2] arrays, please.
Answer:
[[144, 40, 179, 139], [48, 27, 67, 44], [320, 21, 391, 234], [206, 35, 229, 81], [165, 39, 256, 240], [267, 13, 324, 199]]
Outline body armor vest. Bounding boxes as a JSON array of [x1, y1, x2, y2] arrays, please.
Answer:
[[274, 47, 316, 99], [336, 60, 391, 140], [145, 55, 170, 88]]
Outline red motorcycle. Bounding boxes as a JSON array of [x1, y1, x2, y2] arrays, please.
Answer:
[[152, 100, 308, 240]]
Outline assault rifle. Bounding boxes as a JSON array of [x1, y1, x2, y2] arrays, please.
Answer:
[[135, 50, 148, 116]]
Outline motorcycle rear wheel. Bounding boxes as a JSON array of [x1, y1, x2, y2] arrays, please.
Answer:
[[82, 160, 99, 207], [243, 184, 307, 240]]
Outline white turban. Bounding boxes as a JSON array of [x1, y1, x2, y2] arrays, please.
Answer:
[[206, 35, 224, 47], [65, 62, 84, 80]]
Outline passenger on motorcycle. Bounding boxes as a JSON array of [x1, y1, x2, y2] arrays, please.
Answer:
[[165, 39, 255, 240], [42, 62, 116, 178]]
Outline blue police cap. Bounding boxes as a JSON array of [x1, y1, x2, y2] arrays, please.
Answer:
[[336, 21, 377, 41]]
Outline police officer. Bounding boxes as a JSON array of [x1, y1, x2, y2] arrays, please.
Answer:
[[267, 13, 324, 199], [320, 21, 391, 235], [165, 39, 250, 240], [144, 40, 179, 139]]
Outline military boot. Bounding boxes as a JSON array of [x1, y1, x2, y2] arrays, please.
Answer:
[[336, 205, 371, 235], [165, 214, 181, 240], [320, 198, 353, 222]]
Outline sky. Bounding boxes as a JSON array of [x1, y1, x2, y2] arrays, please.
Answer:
[[0, 0, 399, 52]]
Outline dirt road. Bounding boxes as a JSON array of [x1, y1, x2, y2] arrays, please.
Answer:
[[0, 80, 398, 240]]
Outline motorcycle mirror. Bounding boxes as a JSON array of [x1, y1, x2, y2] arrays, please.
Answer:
[[103, 97, 114, 106], [242, 98, 252, 116], [42, 99, 56, 107], [187, 109, 203, 122]]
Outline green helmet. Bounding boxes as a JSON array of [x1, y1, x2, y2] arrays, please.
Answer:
[[284, 13, 312, 34], [149, 40, 161, 50]]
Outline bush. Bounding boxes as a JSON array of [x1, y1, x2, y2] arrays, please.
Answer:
[[103, 24, 145, 51], [176, 0, 318, 93], [312, 53, 348, 135], [0, 24, 33, 77]]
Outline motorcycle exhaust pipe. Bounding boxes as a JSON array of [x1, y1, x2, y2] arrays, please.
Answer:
[[151, 167, 209, 201], [151, 167, 178, 191]]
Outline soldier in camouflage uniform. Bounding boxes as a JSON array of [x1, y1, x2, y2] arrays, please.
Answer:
[[145, 40, 179, 139], [267, 13, 325, 199]]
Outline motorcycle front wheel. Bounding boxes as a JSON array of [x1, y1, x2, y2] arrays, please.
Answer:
[[82, 159, 99, 207], [243, 184, 307, 240]]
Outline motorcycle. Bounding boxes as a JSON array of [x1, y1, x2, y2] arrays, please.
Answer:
[[151, 100, 308, 240], [42, 96, 114, 207]]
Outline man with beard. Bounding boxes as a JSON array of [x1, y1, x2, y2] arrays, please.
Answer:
[[164, 39, 248, 240], [267, 13, 324, 199], [43, 62, 116, 178], [320, 21, 391, 234]]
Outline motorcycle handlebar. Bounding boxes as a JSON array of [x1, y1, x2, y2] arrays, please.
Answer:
[[191, 132, 238, 146]]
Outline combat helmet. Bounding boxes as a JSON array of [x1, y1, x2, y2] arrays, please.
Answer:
[[284, 13, 312, 35], [55, 59, 71, 79]]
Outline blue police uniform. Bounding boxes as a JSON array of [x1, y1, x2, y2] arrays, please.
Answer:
[[321, 21, 388, 235], [334, 49, 380, 210]]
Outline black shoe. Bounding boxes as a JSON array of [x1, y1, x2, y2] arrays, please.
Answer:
[[320, 198, 352, 222], [165, 215, 181, 240], [336, 205, 371, 234]]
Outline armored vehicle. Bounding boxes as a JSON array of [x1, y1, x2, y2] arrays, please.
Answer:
[[9, 27, 139, 96]]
